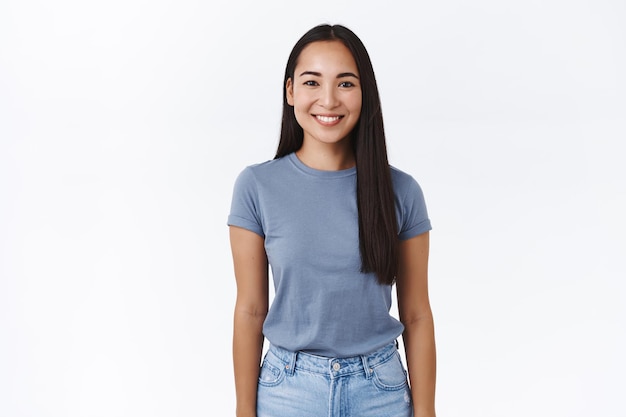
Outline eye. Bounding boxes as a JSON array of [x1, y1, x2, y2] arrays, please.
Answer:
[[339, 81, 355, 88], [303, 80, 319, 86]]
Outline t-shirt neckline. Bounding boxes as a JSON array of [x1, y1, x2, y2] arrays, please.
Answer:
[[287, 152, 357, 179]]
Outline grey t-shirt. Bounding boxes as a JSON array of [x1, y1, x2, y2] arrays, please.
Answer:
[[228, 152, 431, 357]]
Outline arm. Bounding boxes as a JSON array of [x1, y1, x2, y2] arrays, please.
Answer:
[[230, 226, 269, 417], [396, 231, 436, 417]]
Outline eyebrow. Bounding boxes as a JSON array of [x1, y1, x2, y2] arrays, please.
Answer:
[[299, 71, 359, 79]]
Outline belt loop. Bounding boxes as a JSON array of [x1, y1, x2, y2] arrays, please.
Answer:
[[284, 350, 296, 376], [360, 354, 373, 380]]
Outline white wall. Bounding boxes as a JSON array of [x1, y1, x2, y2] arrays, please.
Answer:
[[1, 0, 624, 416]]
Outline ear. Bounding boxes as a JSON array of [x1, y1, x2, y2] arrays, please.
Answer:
[[286, 78, 294, 106]]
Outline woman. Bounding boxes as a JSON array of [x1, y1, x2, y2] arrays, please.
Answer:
[[228, 24, 436, 417]]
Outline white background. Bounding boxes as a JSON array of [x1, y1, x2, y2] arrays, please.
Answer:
[[1, 0, 625, 416]]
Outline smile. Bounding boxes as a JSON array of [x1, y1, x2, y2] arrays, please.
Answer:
[[314, 115, 343, 125]]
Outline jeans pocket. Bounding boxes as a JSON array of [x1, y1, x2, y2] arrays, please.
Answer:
[[258, 358, 285, 387], [371, 352, 409, 391]]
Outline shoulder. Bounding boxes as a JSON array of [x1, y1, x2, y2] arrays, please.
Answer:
[[238, 158, 280, 177], [389, 165, 425, 198], [389, 165, 415, 184], [390, 165, 432, 237], [233, 156, 290, 186], [238, 155, 292, 179]]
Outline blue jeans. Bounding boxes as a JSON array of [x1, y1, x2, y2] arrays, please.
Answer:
[[257, 342, 413, 417]]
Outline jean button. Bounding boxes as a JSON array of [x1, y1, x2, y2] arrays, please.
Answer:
[[332, 362, 341, 371]]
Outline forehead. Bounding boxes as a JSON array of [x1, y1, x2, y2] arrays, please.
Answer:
[[295, 41, 359, 75]]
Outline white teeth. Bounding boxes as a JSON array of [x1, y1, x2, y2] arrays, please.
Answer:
[[316, 115, 340, 123]]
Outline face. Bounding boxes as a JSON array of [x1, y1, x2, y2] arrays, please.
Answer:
[[286, 41, 362, 149]]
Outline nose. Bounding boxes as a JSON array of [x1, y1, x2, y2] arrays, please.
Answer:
[[318, 84, 339, 109]]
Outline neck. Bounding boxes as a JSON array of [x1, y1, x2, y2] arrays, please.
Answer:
[[296, 140, 355, 171]]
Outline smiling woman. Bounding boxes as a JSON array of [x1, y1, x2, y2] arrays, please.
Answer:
[[228, 24, 436, 417], [286, 40, 362, 167]]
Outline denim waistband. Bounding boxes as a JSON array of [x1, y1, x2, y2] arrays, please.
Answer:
[[267, 341, 399, 378]]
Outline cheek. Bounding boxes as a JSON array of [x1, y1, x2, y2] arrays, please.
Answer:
[[350, 102, 362, 120], [292, 98, 310, 117], [347, 93, 362, 114], [293, 111, 307, 127], [292, 100, 310, 126]]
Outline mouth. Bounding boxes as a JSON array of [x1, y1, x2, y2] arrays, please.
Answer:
[[313, 114, 344, 126]]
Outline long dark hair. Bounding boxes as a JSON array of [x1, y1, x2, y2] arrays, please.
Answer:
[[275, 24, 398, 285]]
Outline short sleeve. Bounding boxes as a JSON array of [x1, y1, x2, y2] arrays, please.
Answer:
[[398, 176, 432, 240], [227, 167, 265, 238]]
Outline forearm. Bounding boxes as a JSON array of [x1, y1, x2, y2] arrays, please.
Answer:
[[403, 315, 436, 417], [233, 306, 266, 417]]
